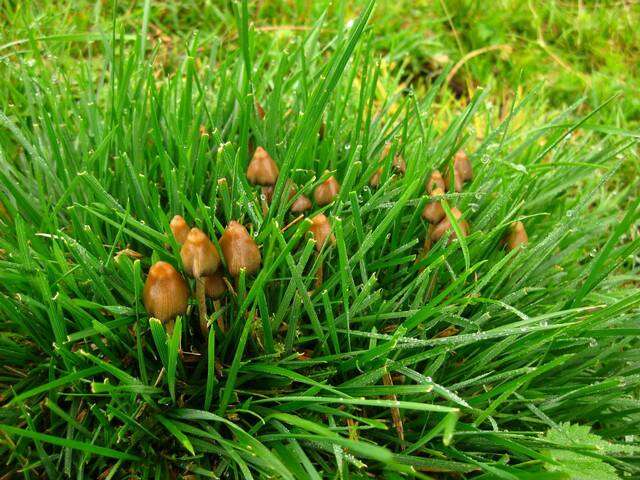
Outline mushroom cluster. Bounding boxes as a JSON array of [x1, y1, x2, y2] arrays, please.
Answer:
[[369, 142, 407, 188], [142, 143, 530, 343], [247, 146, 337, 285], [421, 150, 472, 253], [143, 213, 261, 336]]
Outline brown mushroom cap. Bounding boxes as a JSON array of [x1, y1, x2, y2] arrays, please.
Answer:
[[422, 187, 446, 224], [309, 214, 335, 252], [204, 270, 227, 299], [430, 208, 469, 242], [393, 155, 406, 175], [426, 170, 446, 194], [247, 147, 279, 186], [219, 221, 262, 277], [314, 176, 341, 206], [444, 167, 464, 193], [180, 228, 221, 278], [506, 221, 528, 251], [369, 167, 383, 188], [143, 261, 189, 323], [170, 215, 189, 245], [290, 193, 312, 213], [454, 150, 473, 181]]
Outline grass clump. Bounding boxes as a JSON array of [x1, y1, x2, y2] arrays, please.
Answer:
[[1, 1, 639, 478]]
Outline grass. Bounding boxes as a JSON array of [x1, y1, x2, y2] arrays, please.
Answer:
[[1, 0, 640, 478]]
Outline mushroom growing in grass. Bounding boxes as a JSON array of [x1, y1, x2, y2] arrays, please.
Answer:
[[309, 213, 335, 287], [170, 215, 189, 245], [454, 150, 473, 181], [505, 221, 528, 251], [426, 170, 446, 194], [421, 187, 446, 224], [444, 167, 464, 193], [143, 261, 190, 333], [314, 175, 341, 206], [247, 147, 279, 186], [219, 221, 261, 278], [430, 207, 470, 242], [204, 269, 228, 334], [181, 228, 221, 335], [289, 187, 313, 214]]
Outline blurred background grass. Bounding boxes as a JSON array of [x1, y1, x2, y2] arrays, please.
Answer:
[[3, 0, 639, 126]]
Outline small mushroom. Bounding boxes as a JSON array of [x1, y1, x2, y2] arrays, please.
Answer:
[[170, 215, 189, 245], [314, 175, 341, 206], [430, 208, 470, 242], [204, 269, 228, 336], [444, 167, 464, 193], [309, 214, 335, 288], [143, 261, 189, 333], [290, 191, 313, 213], [505, 221, 528, 251], [255, 101, 265, 120], [247, 147, 279, 186], [421, 187, 446, 224], [426, 170, 446, 194], [219, 221, 262, 277], [369, 167, 383, 188], [181, 228, 221, 334], [454, 150, 473, 181], [204, 270, 227, 299], [392, 155, 406, 175], [309, 214, 335, 252]]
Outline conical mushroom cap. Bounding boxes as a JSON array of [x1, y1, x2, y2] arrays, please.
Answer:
[[204, 270, 227, 299], [219, 221, 261, 277], [309, 214, 335, 252], [314, 176, 341, 206], [290, 193, 312, 213], [506, 221, 528, 251], [143, 261, 189, 323], [454, 150, 473, 181], [426, 170, 446, 194], [369, 167, 383, 188], [444, 167, 464, 193], [393, 155, 406, 175], [247, 147, 279, 186], [170, 215, 189, 244], [421, 188, 446, 224], [430, 208, 469, 242], [180, 228, 221, 278]]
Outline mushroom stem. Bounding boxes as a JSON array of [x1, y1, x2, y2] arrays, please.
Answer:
[[214, 300, 225, 333], [315, 261, 324, 290], [195, 276, 207, 337]]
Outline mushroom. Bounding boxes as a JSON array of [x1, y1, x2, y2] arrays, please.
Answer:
[[314, 175, 341, 206], [203, 269, 228, 335], [369, 167, 383, 188], [426, 170, 446, 194], [454, 150, 473, 181], [505, 221, 528, 251], [170, 215, 189, 245], [444, 167, 464, 193], [181, 228, 221, 334], [290, 190, 313, 213], [143, 261, 189, 333], [255, 101, 265, 120], [392, 155, 406, 175], [421, 187, 446, 224], [247, 147, 279, 186], [430, 208, 470, 242], [219, 221, 261, 278], [309, 214, 335, 287]]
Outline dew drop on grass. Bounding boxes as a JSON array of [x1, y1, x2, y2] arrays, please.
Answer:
[[540, 319, 548, 327], [589, 338, 598, 348]]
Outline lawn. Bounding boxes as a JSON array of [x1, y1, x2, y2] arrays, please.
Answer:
[[1, 0, 639, 478]]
